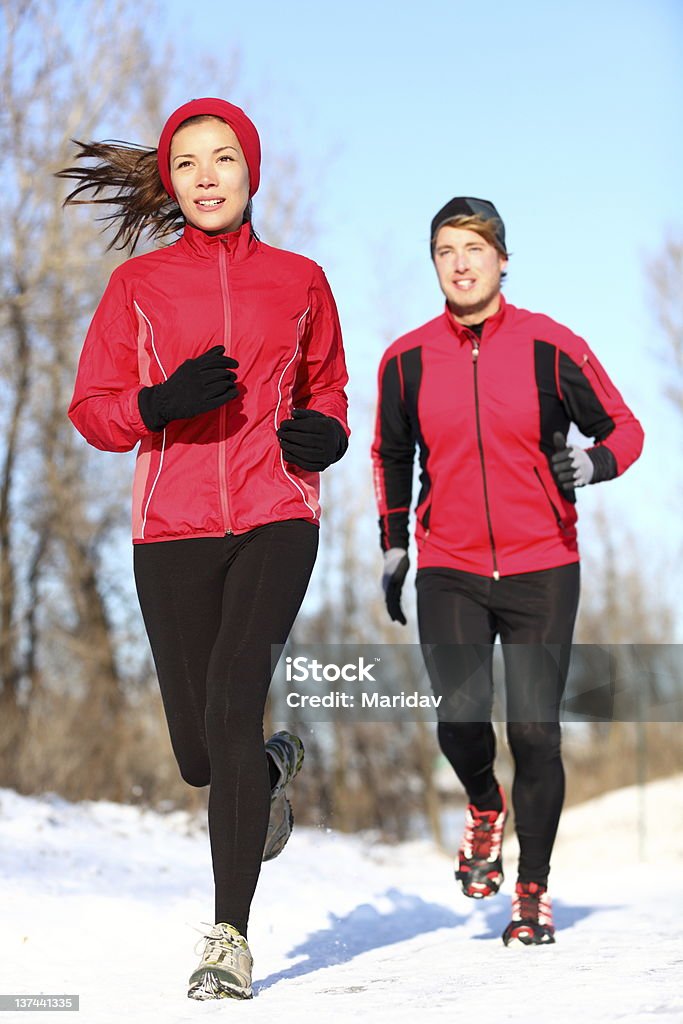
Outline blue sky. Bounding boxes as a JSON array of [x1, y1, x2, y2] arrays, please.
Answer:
[[158, 0, 681, 612]]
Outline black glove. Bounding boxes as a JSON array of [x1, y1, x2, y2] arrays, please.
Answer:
[[550, 431, 577, 502], [138, 346, 239, 432], [276, 408, 348, 471], [552, 431, 617, 493], [382, 548, 409, 625]]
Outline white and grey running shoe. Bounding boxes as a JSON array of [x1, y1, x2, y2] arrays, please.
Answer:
[[187, 922, 253, 1000], [262, 731, 305, 862]]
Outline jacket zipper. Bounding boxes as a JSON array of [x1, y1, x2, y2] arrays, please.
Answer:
[[470, 336, 500, 580], [582, 353, 611, 399], [218, 243, 233, 535]]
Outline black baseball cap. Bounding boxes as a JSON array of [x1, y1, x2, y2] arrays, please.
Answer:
[[430, 197, 506, 255]]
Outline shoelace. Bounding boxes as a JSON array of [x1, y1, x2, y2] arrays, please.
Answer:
[[205, 935, 238, 964], [514, 884, 551, 923], [193, 924, 247, 962], [464, 808, 504, 860]]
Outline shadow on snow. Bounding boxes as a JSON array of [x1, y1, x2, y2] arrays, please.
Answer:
[[255, 887, 461, 992], [469, 897, 612, 940], [256, 890, 615, 990]]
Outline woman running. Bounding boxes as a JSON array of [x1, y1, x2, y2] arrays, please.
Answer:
[[62, 97, 349, 999], [372, 196, 643, 946]]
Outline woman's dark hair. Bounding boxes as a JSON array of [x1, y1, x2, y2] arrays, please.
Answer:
[[55, 115, 254, 253]]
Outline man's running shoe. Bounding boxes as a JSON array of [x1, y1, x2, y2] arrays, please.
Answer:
[[502, 881, 556, 946], [455, 785, 507, 898], [187, 922, 253, 1000], [262, 731, 305, 862]]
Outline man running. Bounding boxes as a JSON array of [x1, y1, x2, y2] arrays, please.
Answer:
[[371, 196, 643, 945]]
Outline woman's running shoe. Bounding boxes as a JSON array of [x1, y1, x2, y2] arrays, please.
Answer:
[[502, 881, 556, 946], [455, 786, 507, 898], [187, 922, 253, 1000], [262, 731, 305, 862]]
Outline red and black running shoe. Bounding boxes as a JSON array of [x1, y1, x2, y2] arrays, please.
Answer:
[[455, 786, 507, 898], [502, 881, 555, 946]]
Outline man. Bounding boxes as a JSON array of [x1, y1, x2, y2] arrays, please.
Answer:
[[371, 197, 643, 945]]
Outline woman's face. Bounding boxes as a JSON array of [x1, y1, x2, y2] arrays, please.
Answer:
[[169, 118, 250, 234]]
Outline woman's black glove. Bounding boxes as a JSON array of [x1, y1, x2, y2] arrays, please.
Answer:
[[276, 408, 348, 471], [138, 345, 239, 432]]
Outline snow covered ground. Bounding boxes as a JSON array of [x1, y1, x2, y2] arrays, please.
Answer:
[[1, 775, 682, 1023]]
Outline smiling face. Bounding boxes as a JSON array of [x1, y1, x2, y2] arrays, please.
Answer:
[[169, 118, 250, 234], [433, 226, 508, 324]]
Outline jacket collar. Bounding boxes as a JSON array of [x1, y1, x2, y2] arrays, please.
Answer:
[[443, 291, 508, 342], [178, 219, 257, 262]]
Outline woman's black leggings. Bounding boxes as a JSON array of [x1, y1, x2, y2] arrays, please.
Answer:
[[416, 563, 580, 885], [134, 520, 318, 936]]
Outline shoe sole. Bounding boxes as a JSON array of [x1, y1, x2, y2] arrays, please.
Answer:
[[263, 796, 294, 862], [456, 865, 503, 899], [262, 733, 303, 862], [457, 879, 503, 899], [502, 926, 556, 947], [188, 970, 253, 1000]]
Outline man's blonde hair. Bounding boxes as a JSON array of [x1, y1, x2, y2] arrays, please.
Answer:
[[431, 214, 508, 260]]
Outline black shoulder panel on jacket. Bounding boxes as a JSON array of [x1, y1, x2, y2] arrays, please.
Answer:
[[399, 346, 422, 429], [534, 339, 576, 505], [376, 353, 415, 550], [400, 347, 432, 529], [534, 340, 572, 458], [557, 350, 615, 443]]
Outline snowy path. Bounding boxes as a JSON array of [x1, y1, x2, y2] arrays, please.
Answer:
[[1, 778, 681, 1023]]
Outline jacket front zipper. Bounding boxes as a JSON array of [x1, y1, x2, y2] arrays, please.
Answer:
[[218, 243, 233, 534], [470, 335, 500, 580]]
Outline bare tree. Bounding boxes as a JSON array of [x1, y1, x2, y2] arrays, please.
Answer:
[[0, 0, 329, 804], [647, 232, 683, 417], [0, 0, 175, 790]]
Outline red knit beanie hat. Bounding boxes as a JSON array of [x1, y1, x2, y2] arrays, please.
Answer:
[[157, 98, 261, 200]]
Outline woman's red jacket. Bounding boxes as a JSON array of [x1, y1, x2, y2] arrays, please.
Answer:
[[69, 222, 350, 543]]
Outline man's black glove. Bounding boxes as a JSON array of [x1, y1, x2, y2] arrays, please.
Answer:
[[551, 430, 594, 500], [382, 548, 409, 625], [138, 345, 239, 432], [276, 408, 348, 471]]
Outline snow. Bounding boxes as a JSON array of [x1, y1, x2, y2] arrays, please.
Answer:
[[1, 776, 682, 1023]]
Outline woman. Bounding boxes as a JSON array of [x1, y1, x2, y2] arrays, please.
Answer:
[[372, 196, 643, 946], [62, 98, 349, 999]]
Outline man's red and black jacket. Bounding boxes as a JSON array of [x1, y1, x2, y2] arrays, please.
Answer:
[[371, 296, 644, 577]]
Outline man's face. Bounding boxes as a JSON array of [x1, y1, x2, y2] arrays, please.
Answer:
[[433, 226, 508, 324]]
